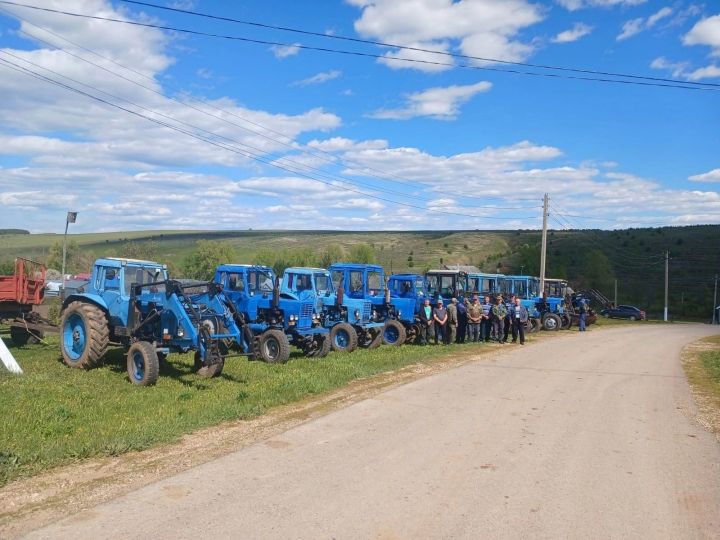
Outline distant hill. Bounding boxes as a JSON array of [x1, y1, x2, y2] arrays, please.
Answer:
[[0, 229, 29, 235], [1, 225, 717, 320]]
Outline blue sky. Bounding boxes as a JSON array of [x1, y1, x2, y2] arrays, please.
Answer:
[[0, 0, 718, 233]]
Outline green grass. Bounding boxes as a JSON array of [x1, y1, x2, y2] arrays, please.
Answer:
[[682, 335, 720, 437], [699, 337, 720, 384], [0, 334, 488, 487]]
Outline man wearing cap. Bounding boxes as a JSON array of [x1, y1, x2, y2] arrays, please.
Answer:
[[432, 298, 448, 345], [446, 298, 459, 345], [491, 295, 507, 343], [466, 295, 482, 342], [481, 295, 492, 342]]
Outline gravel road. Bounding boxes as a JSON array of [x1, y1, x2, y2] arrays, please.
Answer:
[[24, 324, 720, 539]]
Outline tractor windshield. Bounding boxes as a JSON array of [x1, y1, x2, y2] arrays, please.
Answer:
[[468, 277, 480, 294], [248, 270, 274, 294], [124, 266, 166, 296], [313, 273, 333, 296], [515, 280, 528, 298], [331, 270, 343, 291], [286, 272, 312, 293], [225, 272, 245, 292], [367, 270, 382, 297], [426, 275, 439, 296], [349, 271, 364, 297], [415, 277, 426, 296]]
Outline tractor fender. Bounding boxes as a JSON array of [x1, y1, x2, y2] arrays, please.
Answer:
[[61, 293, 109, 314]]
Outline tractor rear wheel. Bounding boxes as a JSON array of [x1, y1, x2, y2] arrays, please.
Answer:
[[126, 341, 159, 386], [330, 323, 358, 353], [528, 318, 541, 333], [60, 301, 109, 369], [194, 350, 225, 378], [560, 314, 572, 330], [10, 326, 41, 346], [542, 313, 562, 331], [259, 329, 290, 363], [382, 320, 406, 346]]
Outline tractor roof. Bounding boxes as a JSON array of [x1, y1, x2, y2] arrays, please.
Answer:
[[329, 263, 384, 271], [216, 263, 273, 271], [389, 273, 423, 279], [101, 257, 164, 267], [426, 269, 465, 275], [284, 266, 328, 273]]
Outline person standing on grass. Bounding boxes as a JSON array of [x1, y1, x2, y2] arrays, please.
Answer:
[[446, 298, 458, 345], [503, 294, 515, 343], [492, 295, 507, 343], [510, 297, 529, 345], [481, 295, 492, 342], [456, 298, 467, 343], [466, 296, 482, 342], [433, 298, 448, 345], [418, 298, 434, 345], [578, 299, 588, 332]]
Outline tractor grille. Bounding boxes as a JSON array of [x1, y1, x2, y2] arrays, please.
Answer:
[[299, 302, 314, 328], [362, 301, 372, 322]]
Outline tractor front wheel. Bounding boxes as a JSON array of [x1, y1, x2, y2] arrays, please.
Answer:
[[126, 341, 159, 386], [527, 318, 541, 333], [560, 314, 572, 330], [194, 350, 225, 378], [10, 326, 41, 346], [60, 301, 109, 369], [542, 313, 562, 331], [359, 328, 383, 349], [382, 320, 406, 346], [313, 335, 331, 358], [259, 329, 290, 363], [330, 323, 358, 353]]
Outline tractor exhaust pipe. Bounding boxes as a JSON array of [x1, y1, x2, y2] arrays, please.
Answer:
[[336, 277, 344, 306], [384, 276, 390, 304], [272, 276, 280, 308]]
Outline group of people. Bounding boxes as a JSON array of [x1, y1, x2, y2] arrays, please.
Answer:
[[418, 294, 529, 346]]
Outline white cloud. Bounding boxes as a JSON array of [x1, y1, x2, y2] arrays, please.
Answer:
[[651, 56, 720, 81], [557, 0, 647, 10], [307, 137, 389, 152], [291, 70, 342, 87], [684, 14, 720, 56], [269, 43, 301, 59], [350, 0, 544, 72], [369, 81, 492, 120], [552, 23, 594, 43], [617, 7, 672, 40], [689, 168, 720, 182], [686, 64, 720, 81]]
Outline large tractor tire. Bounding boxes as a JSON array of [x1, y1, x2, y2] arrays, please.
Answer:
[[330, 322, 358, 353], [258, 329, 290, 363], [542, 313, 562, 331], [359, 328, 383, 349], [527, 318, 541, 333], [313, 335, 331, 358], [10, 326, 42, 346], [560, 314, 573, 330], [382, 320, 406, 346], [126, 341, 159, 386], [194, 350, 225, 378], [61, 301, 109, 369]]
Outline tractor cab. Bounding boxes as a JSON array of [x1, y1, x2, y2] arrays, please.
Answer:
[[466, 272, 501, 298], [328, 263, 391, 324], [425, 269, 468, 303], [387, 273, 427, 320]]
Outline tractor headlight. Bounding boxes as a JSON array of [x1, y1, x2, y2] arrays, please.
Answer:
[[289, 314, 296, 321], [397, 310, 401, 318], [177, 326, 184, 337], [372, 310, 377, 320], [354, 309, 360, 320]]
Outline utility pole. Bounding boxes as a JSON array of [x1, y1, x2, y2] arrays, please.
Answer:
[[614, 279, 617, 307], [664, 250, 669, 322], [61, 211, 78, 292], [539, 193, 549, 295], [713, 274, 718, 324]]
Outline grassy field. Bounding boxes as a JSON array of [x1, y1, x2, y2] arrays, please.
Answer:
[[0, 332, 500, 487], [683, 334, 720, 437]]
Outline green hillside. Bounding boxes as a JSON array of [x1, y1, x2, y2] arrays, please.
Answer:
[[0, 225, 717, 320]]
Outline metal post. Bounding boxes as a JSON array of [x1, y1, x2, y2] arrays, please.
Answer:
[[664, 250, 669, 322], [61, 211, 78, 292], [713, 274, 718, 324], [61, 220, 69, 291], [614, 279, 617, 307], [539, 193, 548, 295]]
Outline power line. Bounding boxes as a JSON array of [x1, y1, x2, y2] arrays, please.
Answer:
[[0, 1, 715, 92], [118, 0, 720, 90], [0, 55, 539, 222], [0, 6, 540, 211]]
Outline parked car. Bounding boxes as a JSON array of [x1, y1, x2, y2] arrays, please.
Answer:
[[600, 305, 646, 320]]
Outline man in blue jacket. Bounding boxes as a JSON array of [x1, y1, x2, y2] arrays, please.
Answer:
[[510, 296, 529, 345]]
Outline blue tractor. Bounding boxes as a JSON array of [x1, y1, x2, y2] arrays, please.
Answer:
[[60, 258, 248, 385], [385, 273, 430, 344], [280, 265, 386, 353], [541, 278, 573, 330], [213, 264, 329, 362], [496, 275, 546, 332]]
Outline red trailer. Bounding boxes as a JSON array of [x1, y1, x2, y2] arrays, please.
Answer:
[[0, 258, 55, 345]]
